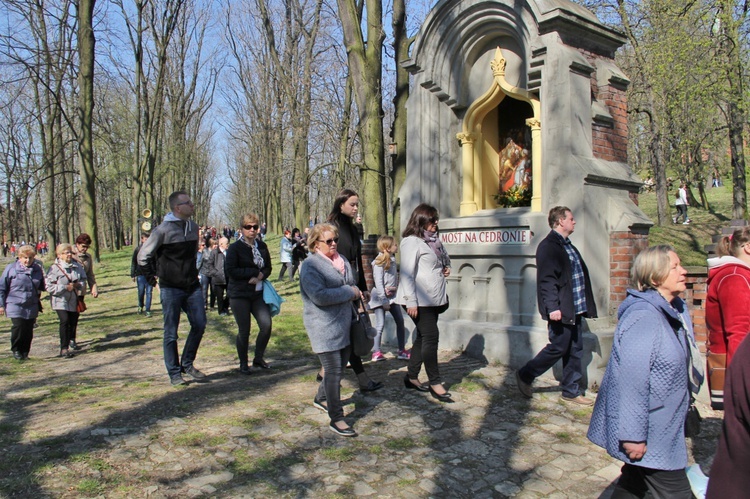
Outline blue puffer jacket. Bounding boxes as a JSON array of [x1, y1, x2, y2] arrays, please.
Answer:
[[587, 288, 692, 471], [0, 260, 46, 319]]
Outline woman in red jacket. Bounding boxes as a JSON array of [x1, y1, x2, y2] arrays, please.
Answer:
[[706, 227, 750, 409]]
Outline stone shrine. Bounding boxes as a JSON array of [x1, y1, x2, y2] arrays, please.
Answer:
[[394, 0, 652, 385]]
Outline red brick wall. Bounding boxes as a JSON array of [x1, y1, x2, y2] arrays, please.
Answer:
[[609, 230, 649, 316], [685, 269, 708, 351], [580, 49, 628, 163]]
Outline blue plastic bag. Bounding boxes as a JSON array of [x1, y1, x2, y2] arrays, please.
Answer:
[[262, 280, 285, 317]]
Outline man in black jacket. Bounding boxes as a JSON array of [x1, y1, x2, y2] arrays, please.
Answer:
[[138, 191, 207, 386], [516, 206, 597, 405]]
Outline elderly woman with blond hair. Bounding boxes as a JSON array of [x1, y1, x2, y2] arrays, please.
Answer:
[[0, 245, 46, 360], [587, 245, 703, 498], [299, 223, 361, 437], [46, 243, 87, 358]]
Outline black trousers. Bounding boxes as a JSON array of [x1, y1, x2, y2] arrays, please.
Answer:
[[56, 310, 80, 349], [230, 295, 272, 367], [407, 306, 442, 385], [10, 317, 35, 355], [612, 464, 693, 499], [212, 284, 228, 314], [317, 346, 351, 423]]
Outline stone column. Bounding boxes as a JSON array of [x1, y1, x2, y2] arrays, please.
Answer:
[[525, 117, 542, 212], [457, 132, 478, 216]]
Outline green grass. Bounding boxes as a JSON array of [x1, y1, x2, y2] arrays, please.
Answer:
[[320, 447, 354, 461], [638, 182, 734, 266], [384, 436, 415, 450]]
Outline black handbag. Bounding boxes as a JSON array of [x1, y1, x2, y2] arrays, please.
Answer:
[[350, 299, 375, 357]]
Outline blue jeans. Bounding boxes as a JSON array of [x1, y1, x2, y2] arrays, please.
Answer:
[[160, 285, 207, 378], [519, 316, 584, 398], [136, 275, 153, 311]]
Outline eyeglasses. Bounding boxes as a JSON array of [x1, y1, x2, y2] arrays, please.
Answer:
[[319, 237, 339, 245], [78, 244, 89, 249], [176, 200, 194, 206], [428, 218, 439, 224], [243, 224, 259, 230]]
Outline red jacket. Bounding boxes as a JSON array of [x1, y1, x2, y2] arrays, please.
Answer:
[[706, 256, 750, 366]]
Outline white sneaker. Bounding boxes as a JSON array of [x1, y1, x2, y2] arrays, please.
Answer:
[[683, 220, 691, 225]]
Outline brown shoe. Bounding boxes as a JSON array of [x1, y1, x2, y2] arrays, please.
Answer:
[[561, 395, 594, 406], [515, 371, 533, 399]]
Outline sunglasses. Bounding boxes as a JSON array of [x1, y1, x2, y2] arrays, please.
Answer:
[[320, 237, 339, 245], [243, 224, 259, 230]]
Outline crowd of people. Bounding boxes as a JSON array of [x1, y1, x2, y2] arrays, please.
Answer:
[[1, 192, 747, 494]]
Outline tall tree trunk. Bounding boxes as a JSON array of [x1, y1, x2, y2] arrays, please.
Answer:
[[390, 0, 409, 235], [77, 0, 99, 260], [336, 0, 387, 236]]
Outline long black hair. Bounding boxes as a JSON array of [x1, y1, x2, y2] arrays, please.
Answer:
[[327, 188, 358, 224]]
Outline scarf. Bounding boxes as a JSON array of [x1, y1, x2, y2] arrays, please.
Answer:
[[423, 229, 451, 268]]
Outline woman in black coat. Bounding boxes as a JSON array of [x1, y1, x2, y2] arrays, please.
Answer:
[[325, 189, 383, 392], [225, 213, 273, 374]]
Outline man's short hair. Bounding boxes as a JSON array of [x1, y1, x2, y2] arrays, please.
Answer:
[[548, 206, 571, 229], [168, 191, 189, 210]]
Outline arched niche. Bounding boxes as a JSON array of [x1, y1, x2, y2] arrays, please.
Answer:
[[458, 48, 541, 215]]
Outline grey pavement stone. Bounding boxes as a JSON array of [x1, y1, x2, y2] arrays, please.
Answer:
[[353, 481, 377, 495], [184, 471, 233, 488]]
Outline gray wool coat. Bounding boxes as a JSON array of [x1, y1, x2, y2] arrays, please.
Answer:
[[299, 252, 357, 354], [46, 259, 87, 312]]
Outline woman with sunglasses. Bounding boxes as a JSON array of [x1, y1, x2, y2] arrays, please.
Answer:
[[300, 223, 361, 437], [397, 203, 452, 401], [225, 213, 273, 374], [326, 188, 383, 392]]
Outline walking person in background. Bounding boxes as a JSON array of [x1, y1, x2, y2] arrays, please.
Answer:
[[71, 233, 98, 350], [225, 214, 274, 374], [369, 235, 408, 361], [516, 206, 597, 405], [206, 237, 229, 315], [705, 226, 750, 409], [46, 243, 87, 359], [588, 245, 702, 498], [290, 228, 308, 281], [278, 230, 294, 281], [138, 191, 207, 386], [199, 239, 214, 310], [327, 188, 383, 392], [131, 233, 154, 317], [397, 204, 452, 402], [300, 223, 360, 437], [0, 245, 45, 360], [673, 182, 690, 225]]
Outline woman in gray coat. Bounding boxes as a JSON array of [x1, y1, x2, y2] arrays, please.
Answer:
[[46, 243, 87, 358], [299, 223, 361, 437], [396, 203, 452, 401]]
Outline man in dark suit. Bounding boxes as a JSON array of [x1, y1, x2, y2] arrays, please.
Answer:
[[516, 206, 598, 405]]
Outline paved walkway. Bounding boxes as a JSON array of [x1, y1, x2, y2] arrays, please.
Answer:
[[5, 338, 722, 498]]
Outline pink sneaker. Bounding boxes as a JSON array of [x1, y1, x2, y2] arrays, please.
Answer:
[[371, 351, 386, 362], [397, 349, 411, 360]]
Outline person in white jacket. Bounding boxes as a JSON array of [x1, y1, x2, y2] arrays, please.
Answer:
[[396, 204, 452, 402], [368, 236, 408, 361]]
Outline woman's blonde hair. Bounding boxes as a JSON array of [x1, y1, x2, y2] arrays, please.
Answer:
[[631, 245, 675, 291], [55, 243, 73, 257], [716, 226, 750, 258], [308, 223, 338, 253], [240, 213, 259, 227], [373, 235, 395, 270], [17, 245, 36, 258]]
